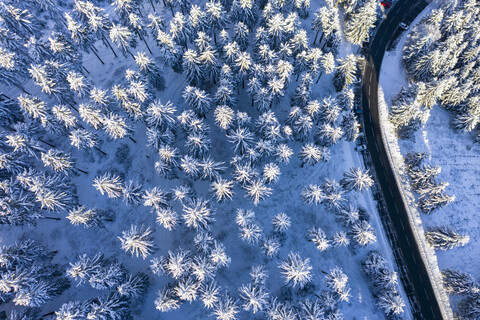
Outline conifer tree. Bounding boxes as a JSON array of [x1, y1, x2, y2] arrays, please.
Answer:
[[425, 227, 470, 250], [345, 0, 378, 45]]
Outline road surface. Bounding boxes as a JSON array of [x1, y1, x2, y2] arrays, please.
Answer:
[[361, 0, 445, 319]]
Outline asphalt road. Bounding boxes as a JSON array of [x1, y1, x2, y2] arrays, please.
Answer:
[[361, 1, 445, 319]]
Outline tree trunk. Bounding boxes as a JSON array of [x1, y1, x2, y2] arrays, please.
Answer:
[[1, 93, 11, 100], [214, 32, 217, 45], [67, 102, 79, 113], [90, 45, 105, 64], [150, 0, 156, 11], [77, 168, 89, 174], [313, 30, 319, 45], [102, 33, 118, 58], [129, 50, 136, 60], [94, 146, 107, 156], [251, 97, 254, 107], [137, 31, 153, 54], [316, 71, 323, 84], [42, 216, 61, 221], [296, 73, 300, 81], [137, 8, 144, 18], [319, 32, 324, 45], [14, 84, 30, 95], [129, 136, 137, 143], [38, 138, 55, 148], [83, 66, 90, 74]]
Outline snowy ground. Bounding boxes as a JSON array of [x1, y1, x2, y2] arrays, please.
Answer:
[[378, 0, 480, 312], [0, 1, 410, 319]]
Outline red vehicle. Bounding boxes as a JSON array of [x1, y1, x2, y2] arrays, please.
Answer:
[[381, 1, 392, 8]]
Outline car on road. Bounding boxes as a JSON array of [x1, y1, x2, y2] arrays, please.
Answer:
[[381, 1, 392, 8], [399, 22, 409, 30]]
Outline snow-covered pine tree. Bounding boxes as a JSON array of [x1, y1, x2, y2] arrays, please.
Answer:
[[41, 149, 79, 175], [109, 24, 136, 57], [341, 112, 360, 141], [135, 52, 166, 91], [243, 179, 272, 205], [211, 178, 234, 202], [309, 227, 330, 251], [333, 54, 358, 91], [182, 197, 215, 230], [183, 86, 212, 117], [408, 164, 441, 190], [185, 132, 211, 158], [267, 299, 298, 320], [66, 206, 110, 228], [377, 292, 405, 316], [227, 127, 255, 155], [298, 143, 322, 166], [363, 251, 388, 276], [212, 292, 239, 320], [117, 272, 149, 299], [93, 173, 124, 199], [155, 286, 181, 312], [262, 236, 280, 257], [295, 0, 310, 19], [230, 0, 257, 29], [278, 252, 312, 288], [336, 204, 359, 227], [442, 269, 478, 295], [301, 184, 324, 205], [272, 213, 291, 233], [350, 220, 376, 246], [118, 225, 155, 259], [56, 300, 89, 320], [235, 51, 252, 89], [298, 299, 324, 320], [325, 266, 348, 294], [425, 227, 469, 250], [293, 113, 313, 141], [102, 113, 132, 140], [66, 71, 92, 98], [345, 0, 378, 45], [143, 186, 171, 211], [332, 231, 350, 247], [238, 283, 269, 314], [312, 6, 339, 45], [86, 293, 130, 320], [239, 222, 263, 245], [183, 49, 204, 86], [233, 22, 249, 51], [174, 276, 201, 302], [340, 167, 374, 192]]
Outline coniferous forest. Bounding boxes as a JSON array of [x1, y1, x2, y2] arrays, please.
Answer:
[[0, 0, 427, 318]]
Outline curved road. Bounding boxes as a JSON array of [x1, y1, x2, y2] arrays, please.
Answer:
[[361, 0, 445, 319]]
